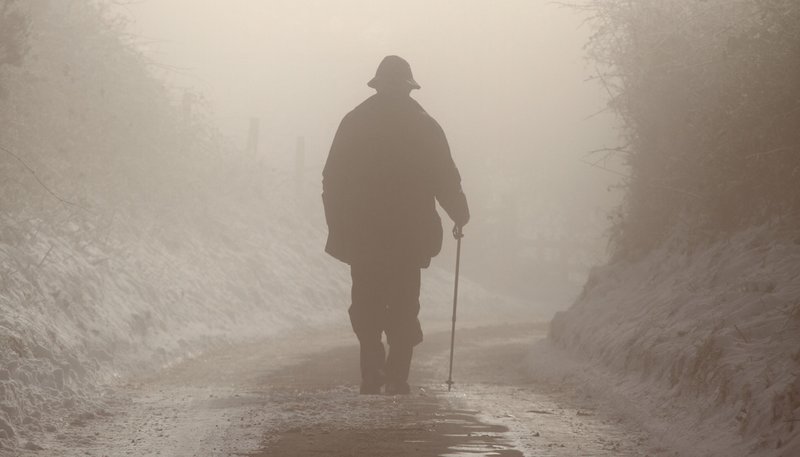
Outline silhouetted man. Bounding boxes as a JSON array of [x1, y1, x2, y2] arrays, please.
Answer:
[[323, 55, 469, 395]]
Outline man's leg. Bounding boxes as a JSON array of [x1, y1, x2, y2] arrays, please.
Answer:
[[350, 263, 387, 394], [384, 265, 422, 394], [385, 345, 413, 394], [354, 327, 385, 394]]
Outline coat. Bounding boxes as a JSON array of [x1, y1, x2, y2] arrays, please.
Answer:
[[322, 93, 469, 268]]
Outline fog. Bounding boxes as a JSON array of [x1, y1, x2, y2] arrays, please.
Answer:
[[119, 0, 621, 307], [5, 1, 798, 454]]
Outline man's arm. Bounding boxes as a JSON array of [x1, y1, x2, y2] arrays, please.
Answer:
[[429, 121, 470, 228]]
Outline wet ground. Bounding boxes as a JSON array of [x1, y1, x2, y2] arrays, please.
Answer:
[[25, 323, 671, 457]]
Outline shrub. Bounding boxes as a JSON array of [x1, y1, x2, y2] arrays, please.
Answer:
[[581, 0, 800, 258]]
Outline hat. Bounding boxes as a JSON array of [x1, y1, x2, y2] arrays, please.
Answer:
[[367, 55, 421, 90]]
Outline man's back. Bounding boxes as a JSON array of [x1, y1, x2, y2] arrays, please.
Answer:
[[323, 92, 467, 267]]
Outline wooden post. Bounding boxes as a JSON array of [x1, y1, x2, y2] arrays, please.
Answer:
[[295, 136, 305, 201]]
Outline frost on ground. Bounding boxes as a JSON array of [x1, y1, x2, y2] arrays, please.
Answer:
[[19, 323, 662, 457], [547, 225, 800, 457], [0, 191, 335, 452], [0, 184, 527, 455]]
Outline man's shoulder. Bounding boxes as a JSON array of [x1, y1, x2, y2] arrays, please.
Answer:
[[335, 97, 373, 131], [346, 94, 380, 117], [341, 95, 442, 132], [406, 97, 443, 129]]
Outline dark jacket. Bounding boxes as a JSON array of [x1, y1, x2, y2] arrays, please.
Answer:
[[322, 93, 469, 268]]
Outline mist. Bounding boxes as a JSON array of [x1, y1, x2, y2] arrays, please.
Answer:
[[3, 0, 795, 455], [121, 0, 621, 307]]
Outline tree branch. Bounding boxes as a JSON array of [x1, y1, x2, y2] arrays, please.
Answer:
[[0, 143, 87, 210]]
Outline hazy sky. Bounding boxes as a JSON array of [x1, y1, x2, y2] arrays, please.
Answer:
[[118, 0, 616, 174]]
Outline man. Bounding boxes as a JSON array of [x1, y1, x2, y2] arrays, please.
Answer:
[[322, 55, 469, 395]]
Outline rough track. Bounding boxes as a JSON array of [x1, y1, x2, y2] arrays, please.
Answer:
[[27, 323, 667, 457]]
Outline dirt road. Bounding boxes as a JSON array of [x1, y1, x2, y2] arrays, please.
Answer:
[[29, 323, 668, 457]]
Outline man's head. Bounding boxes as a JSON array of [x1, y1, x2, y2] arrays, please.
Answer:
[[368, 55, 420, 95]]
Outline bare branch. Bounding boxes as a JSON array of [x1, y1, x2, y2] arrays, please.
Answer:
[[0, 143, 88, 211]]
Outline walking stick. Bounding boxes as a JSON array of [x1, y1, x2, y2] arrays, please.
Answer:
[[446, 225, 463, 392]]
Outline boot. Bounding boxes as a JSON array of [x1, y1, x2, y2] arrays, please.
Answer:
[[359, 337, 386, 395], [385, 345, 412, 395]]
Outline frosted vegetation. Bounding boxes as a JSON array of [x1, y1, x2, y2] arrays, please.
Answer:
[[0, 1, 341, 450], [552, 1, 800, 455], [1, 0, 799, 455], [0, 2, 527, 452], [579, 0, 800, 257]]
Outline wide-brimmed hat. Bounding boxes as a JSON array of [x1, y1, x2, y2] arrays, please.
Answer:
[[367, 55, 421, 90]]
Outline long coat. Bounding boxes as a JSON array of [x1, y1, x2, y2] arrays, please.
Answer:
[[322, 93, 469, 268]]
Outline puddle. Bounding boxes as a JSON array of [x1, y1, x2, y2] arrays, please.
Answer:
[[252, 405, 522, 456]]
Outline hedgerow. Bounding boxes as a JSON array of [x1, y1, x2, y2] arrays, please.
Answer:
[[579, 0, 800, 258]]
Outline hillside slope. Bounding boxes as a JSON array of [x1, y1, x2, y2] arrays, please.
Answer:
[[550, 226, 800, 456], [546, 2, 800, 455]]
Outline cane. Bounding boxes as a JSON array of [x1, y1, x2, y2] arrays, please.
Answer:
[[445, 224, 463, 392]]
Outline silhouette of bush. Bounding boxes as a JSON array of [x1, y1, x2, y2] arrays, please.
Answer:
[[0, 0, 237, 221], [581, 0, 800, 258]]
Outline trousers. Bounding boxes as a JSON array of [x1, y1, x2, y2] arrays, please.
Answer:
[[349, 262, 423, 385]]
